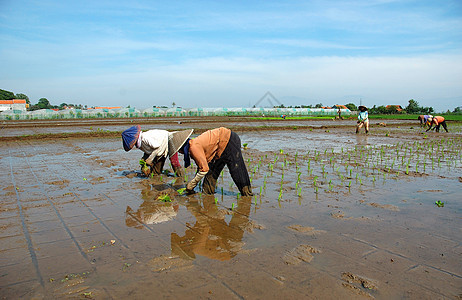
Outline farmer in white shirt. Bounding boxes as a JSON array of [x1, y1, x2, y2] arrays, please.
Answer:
[[122, 125, 192, 177]]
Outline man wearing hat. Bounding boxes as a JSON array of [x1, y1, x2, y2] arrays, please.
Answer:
[[121, 125, 193, 177], [418, 114, 433, 128], [356, 106, 369, 134], [176, 127, 253, 196]]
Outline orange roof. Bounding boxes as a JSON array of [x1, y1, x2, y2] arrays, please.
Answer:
[[334, 105, 348, 109], [386, 105, 403, 111], [90, 106, 121, 109], [0, 99, 27, 104]]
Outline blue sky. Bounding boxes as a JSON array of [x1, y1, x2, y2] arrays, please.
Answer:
[[1, 0, 461, 112]]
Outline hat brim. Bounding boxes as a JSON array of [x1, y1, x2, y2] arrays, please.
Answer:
[[168, 129, 193, 157]]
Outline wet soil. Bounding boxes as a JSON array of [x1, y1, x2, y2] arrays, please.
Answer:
[[0, 117, 461, 299]]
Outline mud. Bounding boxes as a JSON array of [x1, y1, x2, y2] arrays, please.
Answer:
[[0, 117, 461, 299]]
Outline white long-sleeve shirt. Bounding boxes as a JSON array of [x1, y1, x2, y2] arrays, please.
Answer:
[[138, 130, 169, 164]]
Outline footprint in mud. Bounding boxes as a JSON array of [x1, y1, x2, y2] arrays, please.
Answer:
[[287, 225, 326, 236], [148, 255, 194, 272], [330, 211, 373, 222], [282, 244, 321, 265], [366, 203, 400, 211], [341, 272, 378, 299], [46, 179, 70, 186], [242, 220, 266, 233]]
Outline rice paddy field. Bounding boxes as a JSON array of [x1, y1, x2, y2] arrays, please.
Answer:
[[1, 116, 461, 299]]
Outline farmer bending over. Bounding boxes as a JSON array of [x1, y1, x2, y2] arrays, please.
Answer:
[[426, 116, 448, 133], [122, 125, 193, 177], [177, 127, 253, 196], [418, 115, 433, 128], [356, 106, 369, 134]]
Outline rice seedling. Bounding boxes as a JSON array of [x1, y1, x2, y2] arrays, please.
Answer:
[[157, 194, 172, 202]]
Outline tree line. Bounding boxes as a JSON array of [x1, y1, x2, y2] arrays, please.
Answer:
[[2, 88, 460, 113], [0, 89, 85, 110]]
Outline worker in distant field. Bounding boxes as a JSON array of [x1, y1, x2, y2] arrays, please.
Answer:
[[176, 127, 253, 196], [121, 125, 193, 177], [426, 116, 448, 132], [356, 105, 369, 134], [417, 115, 433, 128]]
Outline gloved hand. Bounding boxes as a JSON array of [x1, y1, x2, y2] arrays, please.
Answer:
[[186, 180, 196, 191], [185, 171, 208, 193]]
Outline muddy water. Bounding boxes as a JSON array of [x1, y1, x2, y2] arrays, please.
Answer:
[[0, 121, 461, 299]]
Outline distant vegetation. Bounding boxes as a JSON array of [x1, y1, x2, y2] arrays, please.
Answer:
[[0, 88, 85, 110], [1, 88, 461, 114]]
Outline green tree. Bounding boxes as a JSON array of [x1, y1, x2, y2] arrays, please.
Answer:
[[37, 98, 51, 109], [0, 89, 15, 100], [405, 99, 420, 114], [15, 93, 30, 104], [345, 103, 357, 111]]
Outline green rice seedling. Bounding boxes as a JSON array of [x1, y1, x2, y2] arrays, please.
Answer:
[[215, 197, 218, 204], [231, 203, 235, 210], [157, 194, 172, 202]]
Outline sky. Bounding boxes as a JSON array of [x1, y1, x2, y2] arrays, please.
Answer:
[[1, 0, 461, 112]]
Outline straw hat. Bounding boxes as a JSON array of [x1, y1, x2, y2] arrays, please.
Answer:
[[168, 129, 193, 157], [358, 105, 368, 111]]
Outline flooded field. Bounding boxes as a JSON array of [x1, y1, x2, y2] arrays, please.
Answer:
[[1, 117, 461, 299]]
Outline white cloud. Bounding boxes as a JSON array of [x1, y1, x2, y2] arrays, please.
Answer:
[[4, 53, 461, 112]]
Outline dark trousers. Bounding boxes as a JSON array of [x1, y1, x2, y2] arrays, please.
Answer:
[[202, 131, 252, 195], [436, 121, 448, 132]]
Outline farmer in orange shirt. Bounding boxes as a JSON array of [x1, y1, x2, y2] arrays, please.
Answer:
[[176, 127, 253, 196], [426, 116, 448, 132]]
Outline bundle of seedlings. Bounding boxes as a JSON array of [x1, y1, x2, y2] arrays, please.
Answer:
[[139, 159, 152, 177]]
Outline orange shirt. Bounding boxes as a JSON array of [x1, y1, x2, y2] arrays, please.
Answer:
[[432, 116, 444, 126], [189, 127, 231, 173]]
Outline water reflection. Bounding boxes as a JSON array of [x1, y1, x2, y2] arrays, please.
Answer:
[[126, 202, 179, 229], [125, 181, 181, 228], [355, 134, 369, 145], [126, 181, 254, 261], [171, 196, 252, 261]]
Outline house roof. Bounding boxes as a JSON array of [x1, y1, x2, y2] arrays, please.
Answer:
[[386, 105, 403, 111], [89, 106, 121, 110], [0, 99, 27, 104]]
